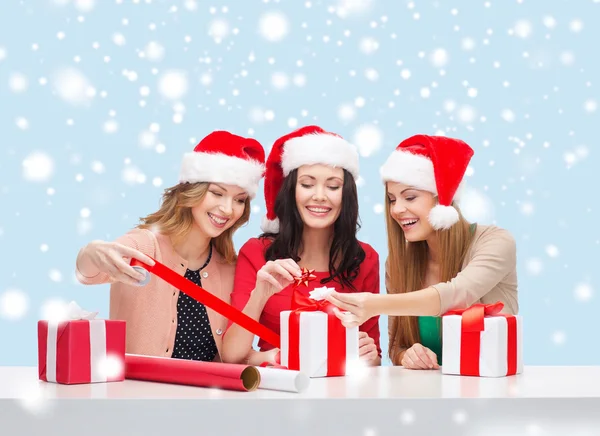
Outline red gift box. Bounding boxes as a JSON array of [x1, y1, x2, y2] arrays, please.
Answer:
[[37, 305, 126, 384]]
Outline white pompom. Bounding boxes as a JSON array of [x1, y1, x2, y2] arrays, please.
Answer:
[[261, 216, 280, 233], [428, 205, 459, 230]]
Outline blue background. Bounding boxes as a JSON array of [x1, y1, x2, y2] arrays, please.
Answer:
[[0, 0, 598, 366]]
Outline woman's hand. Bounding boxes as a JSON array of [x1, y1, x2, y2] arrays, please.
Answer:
[[325, 291, 377, 328], [255, 259, 302, 298], [81, 241, 155, 285], [401, 343, 439, 370], [358, 331, 378, 364]]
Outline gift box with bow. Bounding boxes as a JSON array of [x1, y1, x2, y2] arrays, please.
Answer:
[[441, 302, 523, 377], [37, 301, 126, 384], [280, 284, 359, 378]]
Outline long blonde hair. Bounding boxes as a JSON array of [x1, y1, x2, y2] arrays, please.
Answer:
[[385, 196, 474, 364], [137, 182, 250, 264]]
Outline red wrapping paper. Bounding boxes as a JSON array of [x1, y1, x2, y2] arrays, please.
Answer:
[[124, 354, 261, 392]]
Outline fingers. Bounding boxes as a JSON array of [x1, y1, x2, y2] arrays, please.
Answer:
[[332, 307, 360, 328], [105, 262, 142, 286], [413, 344, 438, 369], [425, 348, 440, 369], [325, 294, 356, 312], [280, 259, 301, 276], [411, 345, 435, 369], [403, 345, 438, 370], [112, 257, 146, 282], [270, 263, 295, 283], [358, 332, 374, 348], [327, 291, 358, 306], [360, 348, 379, 362], [401, 353, 423, 370], [118, 245, 155, 267], [257, 270, 283, 291]]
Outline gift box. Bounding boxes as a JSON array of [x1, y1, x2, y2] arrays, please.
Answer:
[[37, 302, 126, 384], [280, 287, 359, 378], [441, 302, 523, 378]]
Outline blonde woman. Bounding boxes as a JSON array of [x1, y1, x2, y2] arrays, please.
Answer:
[[75, 131, 265, 362], [326, 135, 518, 369]]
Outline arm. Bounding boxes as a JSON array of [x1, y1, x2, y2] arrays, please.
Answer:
[[358, 228, 517, 318], [221, 242, 266, 364], [221, 241, 299, 364], [75, 229, 156, 286]]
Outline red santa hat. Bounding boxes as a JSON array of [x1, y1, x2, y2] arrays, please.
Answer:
[[380, 134, 474, 230], [261, 125, 359, 233], [178, 131, 265, 198]]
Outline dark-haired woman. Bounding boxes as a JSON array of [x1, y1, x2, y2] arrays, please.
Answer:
[[221, 126, 381, 366]]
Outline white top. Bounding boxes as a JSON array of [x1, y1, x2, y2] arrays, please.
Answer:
[[3, 366, 600, 400]]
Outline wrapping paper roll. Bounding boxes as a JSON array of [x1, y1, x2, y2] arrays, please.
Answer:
[[125, 354, 260, 392], [256, 366, 310, 393]]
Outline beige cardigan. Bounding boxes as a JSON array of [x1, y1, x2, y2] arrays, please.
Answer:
[[387, 224, 519, 358], [76, 228, 234, 360]]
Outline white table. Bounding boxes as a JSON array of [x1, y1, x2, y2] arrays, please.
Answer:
[[2, 366, 600, 436]]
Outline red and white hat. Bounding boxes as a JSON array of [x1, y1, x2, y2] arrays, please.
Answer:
[[178, 131, 265, 198], [261, 125, 359, 233], [380, 134, 474, 230]]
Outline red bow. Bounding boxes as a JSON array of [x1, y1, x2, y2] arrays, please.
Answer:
[[291, 289, 335, 315], [293, 268, 317, 288], [443, 302, 504, 334]]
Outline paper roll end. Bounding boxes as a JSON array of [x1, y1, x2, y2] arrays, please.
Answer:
[[241, 366, 261, 391]]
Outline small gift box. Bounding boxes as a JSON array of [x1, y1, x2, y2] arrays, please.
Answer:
[[280, 286, 359, 378], [37, 301, 126, 384], [441, 302, 523, 378]]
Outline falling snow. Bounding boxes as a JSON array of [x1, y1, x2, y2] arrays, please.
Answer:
[[0, 0, 597, 374]]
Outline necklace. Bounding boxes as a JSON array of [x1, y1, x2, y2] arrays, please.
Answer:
[[196, 244, 213, 272]]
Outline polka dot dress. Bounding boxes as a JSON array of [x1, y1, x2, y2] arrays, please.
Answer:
[[171, 247, 218, 362]]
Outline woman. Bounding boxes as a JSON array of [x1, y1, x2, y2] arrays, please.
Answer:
[[326, 134, 518, 370], [222, 125, 382, 366], [75, 131, 266, 362]]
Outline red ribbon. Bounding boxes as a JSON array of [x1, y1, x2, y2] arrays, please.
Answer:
[[131, 258, 281, 349], [287, 290, 346, 376], [444, 302, 517, 376]]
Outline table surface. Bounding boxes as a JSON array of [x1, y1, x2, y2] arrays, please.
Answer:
[[2, 366, 600, 400]]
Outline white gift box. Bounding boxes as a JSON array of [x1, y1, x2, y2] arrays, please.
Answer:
[[280, 311, 359, 378], [442, 313, 523, 378]]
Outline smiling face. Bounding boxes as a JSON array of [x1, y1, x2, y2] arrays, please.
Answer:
[[191, 183, 248, 238], [386, 181, 437, 242], [294, 164, 344, 230]]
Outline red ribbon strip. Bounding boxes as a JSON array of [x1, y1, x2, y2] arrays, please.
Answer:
[[444, 302, 517, 376], [287, 290, 346, 376], [131, 258, 281, 349]]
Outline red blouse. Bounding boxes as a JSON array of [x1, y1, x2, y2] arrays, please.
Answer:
[[230, 237, 381, 356]]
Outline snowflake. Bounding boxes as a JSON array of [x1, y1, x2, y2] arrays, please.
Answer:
[[22, 152, 54, 182], [0, 289, 29, 320], [354, 124, 382, 157], [157, 70, 188, 100], [259, 12, 289, 42]]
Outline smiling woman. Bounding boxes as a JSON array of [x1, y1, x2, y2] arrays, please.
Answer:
[[74, 131, 265, 363], [325, 134, 519, 371], [221, 125, 382, 367]]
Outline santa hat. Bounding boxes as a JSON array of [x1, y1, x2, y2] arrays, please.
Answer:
[[178, 131, 265, 198], [261, 125, 359, 233], [380, 134, 474, 230]]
